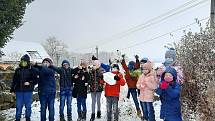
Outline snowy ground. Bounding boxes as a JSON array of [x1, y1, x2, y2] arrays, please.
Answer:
[[0, 86, 163, 121]]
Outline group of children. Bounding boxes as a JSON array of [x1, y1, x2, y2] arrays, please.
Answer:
[[10, 48, 183, 121]]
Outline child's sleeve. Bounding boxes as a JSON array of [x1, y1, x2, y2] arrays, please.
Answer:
[[10, 69, 18, 93], [119, 73, 126, 86], [136, 74, 144, 89], [50, 65, 62, 74], [121, 59, 129, 72], [32, 67, 39, 85]]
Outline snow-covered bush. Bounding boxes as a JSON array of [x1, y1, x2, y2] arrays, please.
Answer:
[[175, 26, 215, 121]]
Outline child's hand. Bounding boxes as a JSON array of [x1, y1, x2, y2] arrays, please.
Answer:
[[74, 75, 79, 79], [114, 75, 120, 81], [85, 83, 88, 86], [82, 76, 85, 80], [24, 82, 30, 86], [160, 81, 169, 89]]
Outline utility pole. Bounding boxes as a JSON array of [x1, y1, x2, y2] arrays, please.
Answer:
[[211, 0, 215, 28], [96, 46, 99, 59]]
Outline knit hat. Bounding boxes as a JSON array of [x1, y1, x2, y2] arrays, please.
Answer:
[[21, 54, 30, 63], [42, 58, 53, 64], [140, 57, 149, 63], [62, 60, 70, 66], [165, 48, 176, 61], [143, 61, 153, 71], [128, 61, 135, 70]]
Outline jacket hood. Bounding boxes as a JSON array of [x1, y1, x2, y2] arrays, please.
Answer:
[[161, 67, 177, 82]]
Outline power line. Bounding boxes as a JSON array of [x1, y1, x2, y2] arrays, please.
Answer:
[[73, 0, 209, 51], [100, 0, 209, 46], [103, 0, 203, 39], [115, 17, 209, 51], [111, 0, 209, 39]]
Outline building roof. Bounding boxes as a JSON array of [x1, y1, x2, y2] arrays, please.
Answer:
[[0, 40, 50, 63]]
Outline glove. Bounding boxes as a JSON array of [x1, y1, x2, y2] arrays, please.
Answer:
[[92, 55, 98, 60], [122, 54, 126, 59], [160, 81, 169, 89], [114, 75, 120, 81], [135, 55, 139, 59]]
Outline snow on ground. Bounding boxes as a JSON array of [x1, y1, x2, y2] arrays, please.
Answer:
[[0, 85, 162, 121]]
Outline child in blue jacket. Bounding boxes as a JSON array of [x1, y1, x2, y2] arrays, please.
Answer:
[[34, 58, 57, 121], [156, 67, 182, 121]]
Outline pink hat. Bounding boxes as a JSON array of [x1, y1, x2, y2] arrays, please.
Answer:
[[143, 61, 153, 71]]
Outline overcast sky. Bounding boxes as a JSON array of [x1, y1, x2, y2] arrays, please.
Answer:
[[11, 0, 210, 61]]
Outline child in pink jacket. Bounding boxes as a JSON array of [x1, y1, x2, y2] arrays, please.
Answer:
[[137, 61, 158, 121]]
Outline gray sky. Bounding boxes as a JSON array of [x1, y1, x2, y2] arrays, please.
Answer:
[[12, 0, 210, 61]]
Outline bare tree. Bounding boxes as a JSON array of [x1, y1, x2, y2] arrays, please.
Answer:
[[42, 36, 68, 66]]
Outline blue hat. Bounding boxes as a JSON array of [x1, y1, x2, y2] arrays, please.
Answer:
[[128, 61, 135, 70], [62, 60, 70, 66], [165, 48, 176, 61], [140, 57, 149, 63], [21, 54, 30, 63]]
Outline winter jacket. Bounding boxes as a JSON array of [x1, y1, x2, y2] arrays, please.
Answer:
[[101, 71, 125, 97], [136, 72, 158, 102], [50, 60, 75, 91], [35, 65, 57, 95], [156, 67, 182, 121], [72, 67, 90, 98], [121, 59, 140, 88], [88, 67, 105, 92], [10, 66, 38, 92]]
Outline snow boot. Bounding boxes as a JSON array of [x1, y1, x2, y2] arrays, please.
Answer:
[[60, 116, 66, 121], [77, 111, 82, 121], [68, 115, 73, 121], [82, 111, 86, 121], [26, 117, 31, 121], [137, 109, 142, 118], [97, 111, 101, 118], [90, 113, 95, 121]]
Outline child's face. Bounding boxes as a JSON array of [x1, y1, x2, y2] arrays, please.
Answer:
[[63, 63, 69, 69], [156, 67, 164, 76], [164, 73, 174, 82], [112, 67, 118, 72], [20, 60, 28, 67], [42, 61, 50, 67], [142, 68, 149, 75]]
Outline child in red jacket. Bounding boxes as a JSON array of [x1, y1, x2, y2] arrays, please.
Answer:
[[101, 64, 125, 121]]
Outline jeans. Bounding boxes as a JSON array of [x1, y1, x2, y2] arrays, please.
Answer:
[[77, 96, 87, 112], [91, 92, 102, 113], [127, 88, 141, 111], [59, 89, 72, 117], [15, 92, 33, 120], [106, 96, 119, 121], [140, 102, 155, 121], [39, 93, 56, 121]]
